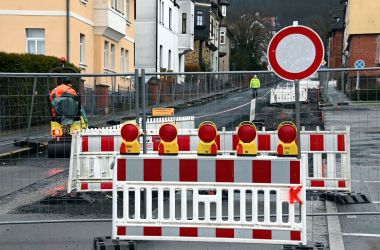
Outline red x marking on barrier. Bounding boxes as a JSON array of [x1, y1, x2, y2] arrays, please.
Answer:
[[289, 186, 303, 204]]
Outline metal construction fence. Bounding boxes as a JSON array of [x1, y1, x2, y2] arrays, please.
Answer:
[[0, 68, 380, 248]]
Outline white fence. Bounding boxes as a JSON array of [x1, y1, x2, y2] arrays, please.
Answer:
[[112, 155, 307, 245], [68, 126, 351, 193]]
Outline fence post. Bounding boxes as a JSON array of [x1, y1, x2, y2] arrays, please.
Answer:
[[91, 77, 96, 126], [112, 75, 116, 121], [135, 69, 140, 124], [295, 80, 301, 159], [141, 69, 147, 154], [341, 70, 344, 93], [27, 77, 37, 140], [356, 71, 360, 101]]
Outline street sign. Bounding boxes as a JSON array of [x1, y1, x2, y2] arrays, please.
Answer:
[[354, 59, 365, 69], [267, 24, 324, 81], [152, 108, 175, 117]]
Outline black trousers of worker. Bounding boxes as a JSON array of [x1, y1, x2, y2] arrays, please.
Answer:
[[251, 88, 258, 99]]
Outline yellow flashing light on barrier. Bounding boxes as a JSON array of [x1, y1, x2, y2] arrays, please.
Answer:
[[120, 123, 140, 155], [51, 121, 63, 137], [277, 121, 298, 156], [236, 122, 257, 156], [158, 123, 179, 155], [197, 121, 218, 156]]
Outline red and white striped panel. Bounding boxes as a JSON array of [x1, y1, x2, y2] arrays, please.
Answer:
[[79, 130, 348, 154], [116, 155, 301, 185], [114, 226, 302, 244], [79, 181, 113, 191], [300, 133, 346, 152], [307, 179, 348, 190]]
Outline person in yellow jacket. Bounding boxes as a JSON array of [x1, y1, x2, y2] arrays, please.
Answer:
[[250, 75, 261, 99]]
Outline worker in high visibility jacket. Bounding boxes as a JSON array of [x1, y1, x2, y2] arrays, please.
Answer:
[[250, 75, 261, 99], [49, 78, 77, 102]]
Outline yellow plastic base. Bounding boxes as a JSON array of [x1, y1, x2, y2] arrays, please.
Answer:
[[159, 141, 179, 155], [121, 140, 140, 154], [237, 141, 257, 156], [278, 141, 298, 156], [197, 141, 218, 155]]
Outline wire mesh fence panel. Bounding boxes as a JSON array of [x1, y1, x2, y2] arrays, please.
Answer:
[[1, 70, 380, 249]]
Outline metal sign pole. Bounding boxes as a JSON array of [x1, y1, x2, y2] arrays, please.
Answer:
[[141, 69, 147, 154], [134, 69, 140, 124], [294, 80, 301, 159]]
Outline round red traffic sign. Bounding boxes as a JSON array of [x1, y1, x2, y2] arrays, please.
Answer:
[[267, 25, 324, 81]]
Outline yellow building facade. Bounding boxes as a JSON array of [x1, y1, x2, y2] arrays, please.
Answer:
[[0, 0, 135, 87]]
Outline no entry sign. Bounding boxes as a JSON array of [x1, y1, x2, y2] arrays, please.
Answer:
[[267, 24, 324, 81]]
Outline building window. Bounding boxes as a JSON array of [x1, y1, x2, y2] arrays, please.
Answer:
[[121, 48, 129, 72], [210, 18, 214, 37], [168, 50, 172, 70], [111, 44, 116, 70], [104, 41, 109, 68], [159, 45, 163, 69], [112, 0, 123, 13], [80, 34, 86, 64], [182, 13, 187, 34], [377, 35, 380, 64], [26, 28, 45, 55], [161, 2, 165, 25], [220, 31, 225, 45], [125, 0, 130, 20], [159, 0, 162, 23], [196, 10, 203, 26], [169, 8, 172, 30]]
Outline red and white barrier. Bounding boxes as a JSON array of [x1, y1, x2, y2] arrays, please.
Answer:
[[68, 126, 351, 193], [112, 155, 307, 245]]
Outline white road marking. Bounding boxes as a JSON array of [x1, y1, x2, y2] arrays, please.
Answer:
[[343, 233, 380, 238]]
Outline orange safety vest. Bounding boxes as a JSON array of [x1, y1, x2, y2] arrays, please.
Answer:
[[50, 84, 77, 101]]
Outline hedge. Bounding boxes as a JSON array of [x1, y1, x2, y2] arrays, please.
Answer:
[[0, 52, 80, 131]]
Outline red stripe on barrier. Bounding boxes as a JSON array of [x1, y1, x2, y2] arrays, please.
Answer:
[[311, 180, 325, 187], [216, 160, 234, 182], [216, 228, 234, 238], [152, 136, 160, 151], [100, 182, 113, 189], [117, 226, 126, 236], [258, 135, 271, 151], [310, 135, 324, 151], [144, 159, 162, 181], [82, 136, 89, 152], [290, 161, 301, 184], [216, 135, 221, 150], [180, 227, 198, 237], [338, 180, 346, 188], [101, 136, 114, 152], [180, 159, 197, 182], [290, 231, 301, 241], [252, 160, 271, 183], [338, 134, 345, 152], [178, 136, 191, 151], [144, 227, 162, 236], [252, 229, 272, 239], [80, 183, 88, 190], [232, 135, 239, 150], [117, 159, 126, 181]]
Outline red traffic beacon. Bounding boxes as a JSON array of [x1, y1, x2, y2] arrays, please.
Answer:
[[277, 121, 298, 156], [120, 123, 140, 155], [236, 122, 257, 156], [158, 123, 179, 155], [197, 121, 218, 156]]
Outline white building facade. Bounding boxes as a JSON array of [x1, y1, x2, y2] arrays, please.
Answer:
[[135, 0, 194, 73]]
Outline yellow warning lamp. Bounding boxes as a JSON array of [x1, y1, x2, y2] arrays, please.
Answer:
[[120, 123, 140, 155], [51, 121, 63, 138], [277, 121, 298, 156], [197, 121, 218, 156], [236, 122, 257, 156], [158, 123, 179, 155]]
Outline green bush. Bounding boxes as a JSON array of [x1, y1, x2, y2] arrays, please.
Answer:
[[0, 52, 80, 130]]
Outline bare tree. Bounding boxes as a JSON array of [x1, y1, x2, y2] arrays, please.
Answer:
[[230, 13, 271, 70]]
